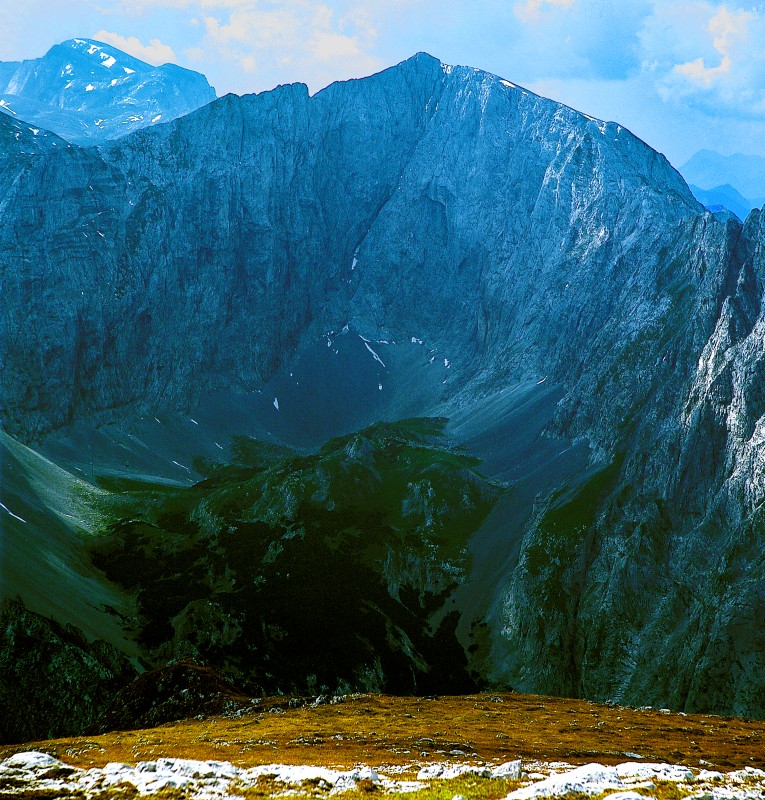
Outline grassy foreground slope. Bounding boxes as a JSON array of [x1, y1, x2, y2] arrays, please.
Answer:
[[2, 693, 764, 772]]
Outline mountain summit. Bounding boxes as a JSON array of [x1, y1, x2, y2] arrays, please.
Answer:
[[0, 38, 216, 143]]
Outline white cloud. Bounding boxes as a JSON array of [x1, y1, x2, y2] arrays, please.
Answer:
[[515, 0, 576, 22], [114, 0, 193, 9], [638, 2, 765, 117], [98, 0, 385, 91], [93, 30, 177, 64], [673, 6, 751, 86], [180, 1, 383, 93], [311, 30, 364, 61], [202, 7, 300, 46], [498, 0, 651, 81]]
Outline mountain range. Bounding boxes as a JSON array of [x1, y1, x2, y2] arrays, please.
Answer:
[[686, 183, 759, 222], [680, 149, 765, 219], [2, 44, 765, 742]]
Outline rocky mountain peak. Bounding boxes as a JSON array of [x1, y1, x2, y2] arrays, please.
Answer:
[[0, 38, 216, 144]]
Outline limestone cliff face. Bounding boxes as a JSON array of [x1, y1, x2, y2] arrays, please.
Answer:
[[493, 213, 765, 716], [3, 52, 765, 717], [0, 53, 700, 438]]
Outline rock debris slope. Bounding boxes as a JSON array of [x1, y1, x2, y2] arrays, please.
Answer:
[[2, 52, 765, 720]]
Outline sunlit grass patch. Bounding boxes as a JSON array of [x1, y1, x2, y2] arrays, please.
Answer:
[[396, 776, 519, 800], [230, 776, 519, 800], [5, 692, 765, 774], [562, 784, 699, 800]]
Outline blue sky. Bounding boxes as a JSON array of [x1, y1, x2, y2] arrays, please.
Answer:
[[3, 1, 765, 166]]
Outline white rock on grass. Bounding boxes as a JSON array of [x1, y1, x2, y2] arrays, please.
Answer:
[[697, 769, 726, 782], [149, 758, 239, 780], [84, 758, 241, 795], [615, 762, 694, 782], [726, 768, 765, 784], [335, 766, 382, 791], [417, 764, 447, 780], [2, 751, 65, 771], [245, 763, 382, 791], [5, 752, 765, 799], [0, 754, 389, 796], [505, 763, 623, 799], [417, 763, 491, 780], [492, 760, 523, 780]]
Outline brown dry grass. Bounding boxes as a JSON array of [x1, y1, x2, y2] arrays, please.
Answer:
[[2, 693, 764, 773]]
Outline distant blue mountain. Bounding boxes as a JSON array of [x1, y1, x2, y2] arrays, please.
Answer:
[[688, 183, 763, 222], [681, 150, 765, 218], [0, 39, 216, 144]]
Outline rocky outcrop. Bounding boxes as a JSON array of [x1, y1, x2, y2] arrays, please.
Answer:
[[87, 418, 499, 699], [89, 661, 250, 734], [0, 599, 136, 744], [490, 211, 765, 718]]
